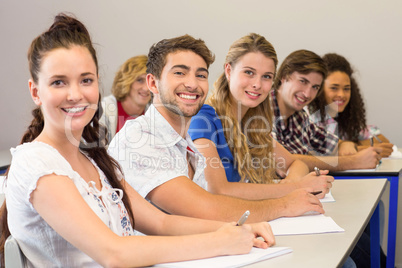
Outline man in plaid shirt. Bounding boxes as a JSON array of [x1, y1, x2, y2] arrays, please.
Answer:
[[271, 50, 381, 171]]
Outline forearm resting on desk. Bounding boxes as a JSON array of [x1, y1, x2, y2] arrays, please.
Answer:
[[294, 148, 381, 171]]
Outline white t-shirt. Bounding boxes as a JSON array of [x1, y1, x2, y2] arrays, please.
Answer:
[[6, 141, 134, 267]]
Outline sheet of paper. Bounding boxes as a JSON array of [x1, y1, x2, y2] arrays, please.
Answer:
[[342, 168, 377, 172], [388, 145, 402, 159], [320, 190, 335, 203], [269, 214, 344, 236], [153, 247, 292, 268]]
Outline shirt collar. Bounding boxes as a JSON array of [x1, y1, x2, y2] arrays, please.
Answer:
[[145, 104, 191, 150]]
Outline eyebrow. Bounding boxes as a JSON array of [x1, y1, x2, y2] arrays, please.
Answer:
[[171, 65, 209, 74], [49, 72, 95, 79], [330, 83, 351, 87], [197, 67, 209, 74], [299, 76, 311, 84], [300, 76, 322, 88], [243, 66, 274, 75], [81, 72, 96, 77], [49, 75, 67, 80], [244, 66, 257, 71]]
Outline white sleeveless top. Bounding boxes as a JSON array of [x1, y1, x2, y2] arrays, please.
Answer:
[[6, 141, 134, 267]]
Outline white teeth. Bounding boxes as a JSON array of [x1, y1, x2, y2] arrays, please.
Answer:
[[179, 94, 197, 100], [295, 96, 306, 103], [63, 107, 86, 113], [246, 91, 259, 97], [139, 92, 150, 97]]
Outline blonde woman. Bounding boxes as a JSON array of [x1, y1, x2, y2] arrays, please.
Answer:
[[100, 55, 151, 142], [188, 33, 334, 200]]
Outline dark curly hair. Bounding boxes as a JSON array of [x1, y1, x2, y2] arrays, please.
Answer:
[[308, 53, 366, 143]]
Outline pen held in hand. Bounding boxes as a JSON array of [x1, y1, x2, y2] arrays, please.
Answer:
[[373, 134, 382, 143], [236, 210, 250, 226], [314, 167, 320, 176]]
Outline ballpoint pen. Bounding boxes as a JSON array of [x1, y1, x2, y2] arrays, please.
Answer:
[[236, 210, 250, 226], [373, 134, 382, 143], [314, 167, 320, 176], [371, 134, 382, 146]]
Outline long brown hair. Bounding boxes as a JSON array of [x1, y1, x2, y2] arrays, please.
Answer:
[[0, 13, 135, 264], [208, 33, 278, 183], [308, 53, 366, 143]]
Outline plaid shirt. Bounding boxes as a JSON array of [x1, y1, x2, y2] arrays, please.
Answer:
[[270, 90, 339, 155]]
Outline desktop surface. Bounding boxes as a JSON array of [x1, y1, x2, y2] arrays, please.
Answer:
[[245, 179, 387, 268]]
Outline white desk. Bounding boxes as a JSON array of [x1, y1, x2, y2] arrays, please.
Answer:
[[330, 157, 401, 268], [245, 179, 387, 267]]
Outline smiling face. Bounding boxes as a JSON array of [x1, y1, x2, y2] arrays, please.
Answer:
[[147, 50, 209, 119], [126, 73, 151, 109], [226, 52, 275, 118], [276, 71, 323, 118], [29, 45, 99, 136], [323, 71, 351, 115]]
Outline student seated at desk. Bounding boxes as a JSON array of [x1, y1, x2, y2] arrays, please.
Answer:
[[270, 49, 383, 171], [100, 55, 152, 143], [108, 34, 328, 224], [188, 33, 333, 200], [271, 50, 386, 268], [0, 13, 275, 267], [308, 53, 393, 158]]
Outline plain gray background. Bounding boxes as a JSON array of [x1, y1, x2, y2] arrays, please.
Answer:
[[1, 0, 401, 151], [1, 0, 402, 266]]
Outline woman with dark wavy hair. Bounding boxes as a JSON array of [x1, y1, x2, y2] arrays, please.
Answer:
[[308, 53, 393, 158]]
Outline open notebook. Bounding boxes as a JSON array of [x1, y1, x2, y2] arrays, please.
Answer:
[[153, 247, 292, 268]]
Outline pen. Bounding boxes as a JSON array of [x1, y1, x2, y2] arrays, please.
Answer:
[[371, 135, 382, 146], [314, 167, 320, 176], [373, 134, 382, 143], [236, 210, 250, 226], [310, 191, 322, 195]]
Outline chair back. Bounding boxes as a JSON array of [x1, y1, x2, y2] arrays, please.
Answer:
[[5, 236, 25, 268]]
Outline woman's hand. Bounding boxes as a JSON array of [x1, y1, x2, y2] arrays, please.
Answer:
[[215, 221, 275, 256], [247, 222, 275, 248]]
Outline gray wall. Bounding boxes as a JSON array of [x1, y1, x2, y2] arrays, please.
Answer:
[[1, 0, 402, 265], [1, 0, 401, 151]]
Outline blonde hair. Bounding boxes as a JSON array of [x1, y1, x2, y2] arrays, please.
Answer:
[[112, 55, 148, 101], [207, 33, 278, 184]]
